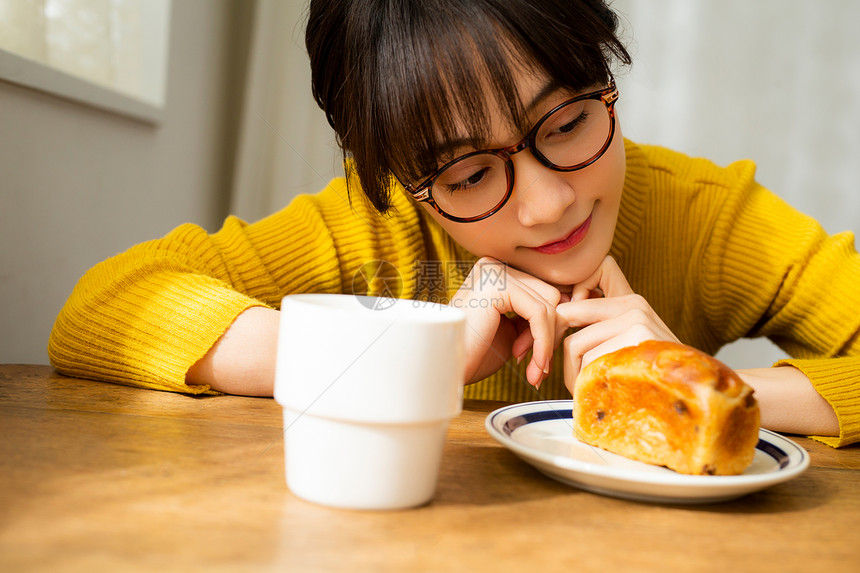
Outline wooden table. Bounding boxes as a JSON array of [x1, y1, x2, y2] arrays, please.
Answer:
[[2, 365, 859, 572]]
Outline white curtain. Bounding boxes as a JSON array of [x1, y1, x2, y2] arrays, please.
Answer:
[[231, 0, 860, 367], [612, 0, 860, 237], [0, 0, 169, 105], [229, 0, 342, 223]]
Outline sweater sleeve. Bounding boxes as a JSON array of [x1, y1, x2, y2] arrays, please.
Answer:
[[48, 178, 432, 394]]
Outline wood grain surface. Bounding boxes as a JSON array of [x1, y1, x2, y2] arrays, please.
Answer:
[[2, 365, 858, 572]]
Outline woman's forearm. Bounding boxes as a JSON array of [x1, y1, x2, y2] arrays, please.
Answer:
[[736, 365, 839, 437], [186, 306, 280, 396]]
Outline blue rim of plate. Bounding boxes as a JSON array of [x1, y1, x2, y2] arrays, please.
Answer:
[[485, 400, 810, 489]]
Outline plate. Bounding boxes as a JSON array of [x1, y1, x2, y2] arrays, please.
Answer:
[[485, 400, 810, 504]]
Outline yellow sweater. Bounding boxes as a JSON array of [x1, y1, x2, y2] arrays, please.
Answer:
[[49, 140, 860, 447]]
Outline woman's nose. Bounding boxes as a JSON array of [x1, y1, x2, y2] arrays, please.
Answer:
[[512, 153, 576, 227]]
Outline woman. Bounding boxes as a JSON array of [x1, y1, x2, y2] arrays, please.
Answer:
[[50, 0, 859, 446]]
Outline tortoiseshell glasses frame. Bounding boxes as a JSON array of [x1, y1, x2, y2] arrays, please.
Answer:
[[402, 79, 619, 223]]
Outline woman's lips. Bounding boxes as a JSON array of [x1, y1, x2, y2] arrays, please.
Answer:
[[530, 214, 592, 255]]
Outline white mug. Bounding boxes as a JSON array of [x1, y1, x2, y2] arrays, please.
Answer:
[[275, 294, 466, 509]]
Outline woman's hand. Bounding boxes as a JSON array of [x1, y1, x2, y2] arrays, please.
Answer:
[[451, 257, 562, 387], [557, 256, 680, 393]]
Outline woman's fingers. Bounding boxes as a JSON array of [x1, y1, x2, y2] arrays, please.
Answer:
[[562, 315, 680, 393], [571, 255, 634, 301], [510, 316, 534, 364], [559, 256, 680, 393], [495, 268, 561, 386], [556, 293, 663, 329], [453, 258, 560, 387]]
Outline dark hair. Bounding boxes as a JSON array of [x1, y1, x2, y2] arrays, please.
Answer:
[[306, 0, 631, 213]]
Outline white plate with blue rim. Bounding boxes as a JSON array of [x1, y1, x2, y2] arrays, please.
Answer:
[[485, 400, 810, 504]]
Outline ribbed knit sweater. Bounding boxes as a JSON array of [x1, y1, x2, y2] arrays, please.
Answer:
[[49, 140, 860, 447]]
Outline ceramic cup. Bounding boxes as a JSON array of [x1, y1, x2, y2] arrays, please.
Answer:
[[274, 294, 466, 510]]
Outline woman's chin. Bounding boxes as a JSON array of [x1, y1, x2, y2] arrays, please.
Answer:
[[508, 262, 589, 291]]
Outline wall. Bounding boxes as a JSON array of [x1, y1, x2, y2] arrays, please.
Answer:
[[0, 0, 251, 364]]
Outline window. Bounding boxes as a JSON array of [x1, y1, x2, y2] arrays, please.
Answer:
[[0, 0, 171, 123]]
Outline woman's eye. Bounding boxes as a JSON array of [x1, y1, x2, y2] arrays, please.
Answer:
[[554, 111, 589, 136], [444, 167, 489, 193]]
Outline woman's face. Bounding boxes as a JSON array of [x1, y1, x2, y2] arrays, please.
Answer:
[[416, 70, 626, 289]]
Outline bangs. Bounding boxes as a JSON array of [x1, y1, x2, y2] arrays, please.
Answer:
[[376, 11, 533, 185]]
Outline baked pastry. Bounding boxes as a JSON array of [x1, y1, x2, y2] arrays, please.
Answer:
[[572, 340, 760, 475]]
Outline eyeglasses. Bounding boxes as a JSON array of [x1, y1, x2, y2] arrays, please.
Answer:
[[403, 80, 619, 223]]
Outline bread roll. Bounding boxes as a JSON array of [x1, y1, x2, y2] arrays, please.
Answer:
[[572, 340, 760, 475]]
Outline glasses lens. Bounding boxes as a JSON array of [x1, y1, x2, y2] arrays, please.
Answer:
[[534, 98, 612, 169], [430, 153, 509, 219]]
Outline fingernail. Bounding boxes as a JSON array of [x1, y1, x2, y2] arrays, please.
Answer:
[[516, 348, 530, 365]]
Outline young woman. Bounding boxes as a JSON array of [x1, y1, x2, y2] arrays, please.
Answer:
[[49, 0, 859, 447]]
